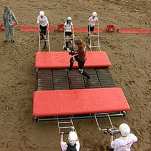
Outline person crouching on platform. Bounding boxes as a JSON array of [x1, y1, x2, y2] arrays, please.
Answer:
[[64, 17, 74, 49], [67, 39, 90, 79], [88, 12, 98, 36], [3, 6, 18, 43], [60, 130, 80, 151], [110, 123, 138, 151], [37, 11, 49, 40]]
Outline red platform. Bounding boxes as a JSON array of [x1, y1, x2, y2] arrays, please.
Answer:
[[33, 88, 130, 117], [118, 28, 151, 34], [35, 51, 111, 69]]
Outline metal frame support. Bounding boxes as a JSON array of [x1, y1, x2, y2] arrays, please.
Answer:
[[88, 22, 101, 51]]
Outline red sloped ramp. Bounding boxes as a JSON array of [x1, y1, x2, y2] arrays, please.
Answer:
[[119, 28, 151, 34], [35, 51, 111, 69], [33, 88, 130, 117]]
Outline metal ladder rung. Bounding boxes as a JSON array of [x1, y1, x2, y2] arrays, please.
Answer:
[[59, 126, 74, 129], [64, 37, 73, 40], [58, 118, 75, 134], [89, 34, 99, 37], [90, 46, 100, 47], [59, 121, 73, 124]]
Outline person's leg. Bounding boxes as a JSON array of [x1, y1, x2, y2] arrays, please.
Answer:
[[68, 57, 74, 70], [4, 26, 9, 42], [10, 26, 14, 42], [90, 26, 94, 34], [43, 26, 47, 40], [40, 25, 44, 40], [78, 59, 90, 79], [88, 25, 90, 36]]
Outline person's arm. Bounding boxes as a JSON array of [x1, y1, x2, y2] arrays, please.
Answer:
[[111, 139, 116, 149], [88, 16, 91, 22], [11, 11, 18, 24], [60, 132, 64, 143], [64, 22, 66, 30], [60, 132, 67, 151], [37, 16, 40, 24], [76, 141, 80, 151], [46, 17, 49, 31], [46, 16, 49, 26]]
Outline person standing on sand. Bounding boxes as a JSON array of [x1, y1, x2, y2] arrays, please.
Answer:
[[110, 123, 138, 151], [3, 6, 18, 43], [37, 11, 49, 40], [88, 12, 98, 36], [63, 16, 74, 49]]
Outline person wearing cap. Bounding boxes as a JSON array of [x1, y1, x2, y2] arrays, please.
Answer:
[[37, 11, 49, 40], [67, 39, 90, 79], [64, 17, 74, 49], [88, 12, 98, 35], [60, 131, 80, 151], [3, 6, 18, 43], [110, 123, 138, 151]]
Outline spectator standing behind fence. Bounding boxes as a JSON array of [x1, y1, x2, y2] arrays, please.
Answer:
[[3, 6, 18, 43]]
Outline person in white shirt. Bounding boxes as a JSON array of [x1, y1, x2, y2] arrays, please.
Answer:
[[60, 130, 80, 151], [88, 12, 98, 35], [37, 11, 49, 40], [110, 123, 138, 151], [64, 17, 74, 49]]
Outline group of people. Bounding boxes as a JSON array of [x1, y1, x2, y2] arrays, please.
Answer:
[[2, 7, 99, 79], [36, 11, 138, 151], [61, 123, 137, 151], [2, 7, 138, 151], [36, 10, 99, 79]]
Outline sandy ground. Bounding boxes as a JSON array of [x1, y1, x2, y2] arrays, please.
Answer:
[[0, 0, 151, 150]]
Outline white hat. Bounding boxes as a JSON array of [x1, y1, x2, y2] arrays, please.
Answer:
[[67, 16, 72, 21], [119, 123, 130, 137], [92, 12, 97, 17], [68, 131, 78, 145], [40, 11, 44, 16]]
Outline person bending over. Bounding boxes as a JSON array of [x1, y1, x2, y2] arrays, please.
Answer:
[[67, 39, 90, 79]]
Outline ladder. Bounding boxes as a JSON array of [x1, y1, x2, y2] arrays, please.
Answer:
[[94, 113, 119, 134], [88, 23, 101, 51], [38, 25, 50, 51], [57, 118, 75, 134]]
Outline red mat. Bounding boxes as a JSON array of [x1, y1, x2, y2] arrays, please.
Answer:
[[118, 28, 151, 34], [33, 88, 130, 117], [74, 27, 103, 33], [19, 25, 55, 32], [0, 22, 4, 31], [19, 24, 103, 33], [35, 51, 111, 69]]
